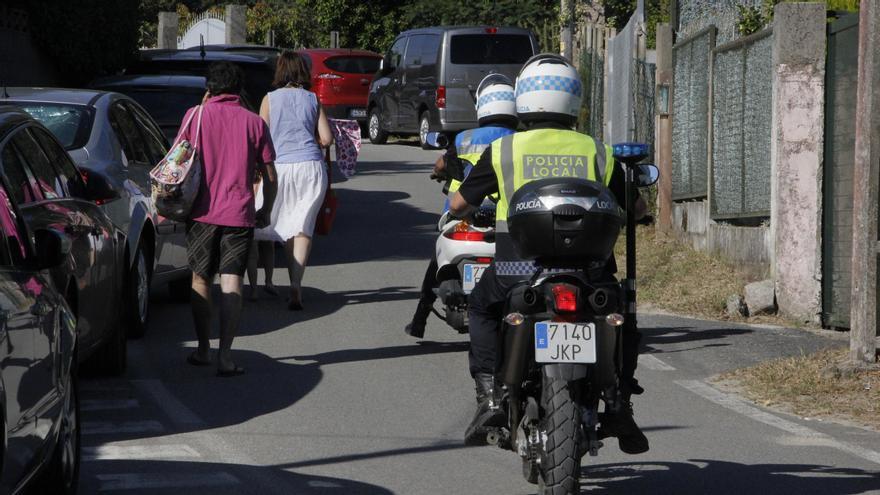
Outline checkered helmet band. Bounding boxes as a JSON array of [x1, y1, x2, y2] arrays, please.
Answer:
[[515, 75, 583, 98]]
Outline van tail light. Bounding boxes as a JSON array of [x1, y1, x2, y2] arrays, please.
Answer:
[[436, 86, 446, 109], [318, 73, 342, 79], [551, 284, 578, 313], [485, 27, 498, 34], [444, 221, 484, 241]]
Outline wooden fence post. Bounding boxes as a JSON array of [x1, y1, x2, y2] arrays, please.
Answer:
[[655, 23, 673, 231], [850, 0, 880, 365]]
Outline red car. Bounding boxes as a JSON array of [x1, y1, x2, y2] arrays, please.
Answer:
[[297, 49, 383, 127]]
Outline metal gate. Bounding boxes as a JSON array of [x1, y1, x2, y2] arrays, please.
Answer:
[[822, 14, 859, 329]]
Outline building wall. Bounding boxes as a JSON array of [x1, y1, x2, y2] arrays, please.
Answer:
[[0, 6, 59, 86]]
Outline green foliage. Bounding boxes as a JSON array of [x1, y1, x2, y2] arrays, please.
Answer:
[[26, 0, 142, 85], [737, 0, 860, 36], [599, 1, 670, 49]]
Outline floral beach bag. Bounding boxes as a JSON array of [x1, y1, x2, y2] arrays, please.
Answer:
[[150, 106, 203, 222]]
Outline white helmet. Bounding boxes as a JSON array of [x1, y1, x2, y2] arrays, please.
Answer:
[[475, 73, 517, 126], [515, 53, 582, 125]]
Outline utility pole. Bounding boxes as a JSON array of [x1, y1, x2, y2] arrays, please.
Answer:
[[655, 23, 673, 231], [849, 0, 880, 366]]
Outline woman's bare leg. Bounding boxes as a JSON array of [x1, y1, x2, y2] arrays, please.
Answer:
[[259, 241, 278, 295], [285, 234, 313, 306]]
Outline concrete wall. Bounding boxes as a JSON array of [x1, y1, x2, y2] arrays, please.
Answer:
[[677, 0, 762, 44], [672, 200, 771, 277], [770, 3, 827, 324]]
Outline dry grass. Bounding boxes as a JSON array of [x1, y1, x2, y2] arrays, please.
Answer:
[[615, 226, 753, 320], [720, 348, 880, 431]]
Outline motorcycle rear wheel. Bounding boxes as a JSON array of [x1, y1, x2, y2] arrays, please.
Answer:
[[537, 374, 581, 495]]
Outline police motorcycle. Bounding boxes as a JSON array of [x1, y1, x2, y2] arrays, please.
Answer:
[[426, 132, 496, 332], [483, 143, 658, 494]]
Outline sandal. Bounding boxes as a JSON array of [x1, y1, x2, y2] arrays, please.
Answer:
[[217, 365, 246, 377], [186, 351, 212, 367]]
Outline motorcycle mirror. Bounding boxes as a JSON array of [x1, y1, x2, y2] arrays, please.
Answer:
[[635, 164, 659, 187], [424, 132, 449, 150]]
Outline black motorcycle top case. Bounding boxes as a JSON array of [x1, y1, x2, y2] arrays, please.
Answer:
[[507, 178, 624, 264]]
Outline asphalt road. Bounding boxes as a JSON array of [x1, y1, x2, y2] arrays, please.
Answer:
[[78, 142, 880, 494]]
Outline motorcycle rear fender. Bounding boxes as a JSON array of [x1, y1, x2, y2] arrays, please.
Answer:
[[543, 363, 589, 381]]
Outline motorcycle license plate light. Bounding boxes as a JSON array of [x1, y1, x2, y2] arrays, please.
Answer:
[[534, 321, 597, 364], [462, 263, 490, 294]]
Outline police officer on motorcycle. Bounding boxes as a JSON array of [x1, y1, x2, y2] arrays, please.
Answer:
[[448, 54, 650, 454], [404, 74, 519, 338]]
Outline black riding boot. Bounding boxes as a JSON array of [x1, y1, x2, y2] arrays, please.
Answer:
[[404, 301, 433, 338], [464, 372, 506, 446], [598, 389, 649, 455]]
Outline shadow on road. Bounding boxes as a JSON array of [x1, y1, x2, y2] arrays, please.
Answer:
[[308, 188, 438, 267], [79, 459, 394, 495], [579, 460, 880, 494], [640, 325, 753, 354], [280, 340, 468, 366]]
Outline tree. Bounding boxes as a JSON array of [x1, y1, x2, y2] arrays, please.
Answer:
[[26, 0, 142, 85]]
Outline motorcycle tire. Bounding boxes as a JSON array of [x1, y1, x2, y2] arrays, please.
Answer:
[[537, 374, 581, 495]]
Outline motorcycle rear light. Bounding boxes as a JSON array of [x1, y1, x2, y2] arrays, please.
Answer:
[[445, 221, 485, 241], [552, 285, 578, 313], [318, 73, 343, 79], [436, 85, 446, 109], [475, 257, 492, 263]]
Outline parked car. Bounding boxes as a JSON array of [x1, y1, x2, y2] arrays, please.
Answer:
[[2, 88, 190, 339], [297, 49, 383, 129], [125, 45, 280, 111], [0, 106, 126, 379], [0, 118, 81, 493], [90, 74, 206, 143], [368, 26, 538, 148]]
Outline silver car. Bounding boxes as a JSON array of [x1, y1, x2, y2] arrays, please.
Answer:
[[2, 88, 190, 338]]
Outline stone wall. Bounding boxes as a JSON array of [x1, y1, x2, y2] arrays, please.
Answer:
[[677, 0, 762, 44]]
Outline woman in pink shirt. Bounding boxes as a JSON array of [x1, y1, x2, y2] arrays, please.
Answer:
[[177, 62, 278, 376]]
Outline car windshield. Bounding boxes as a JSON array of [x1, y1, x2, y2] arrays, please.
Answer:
[[17, 104, 92, 150], [324, 56, 381, 74], [119, 88, 205, 127], [450, 34, 533, 65]]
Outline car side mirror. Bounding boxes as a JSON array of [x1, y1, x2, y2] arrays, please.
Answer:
[[424, 132, 448, 150], [80, 169, 120, 204], [33, 228, 70, 269], [636, 164, 659, 187]]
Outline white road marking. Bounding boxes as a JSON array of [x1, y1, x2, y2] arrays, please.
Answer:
[[676, 379, 880, 466], [81, 399, 139, 412], [639, 354, 676, 371], [131, 379, 204, 427], [83, 444, 201, 461], [96, 472, 239, 491], [82, 420, 165, 436]]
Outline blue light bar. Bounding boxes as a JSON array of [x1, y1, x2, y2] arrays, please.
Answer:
[[612, 142, 650, 158]]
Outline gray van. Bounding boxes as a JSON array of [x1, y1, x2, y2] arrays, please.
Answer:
[[367, 26, 538, 148]]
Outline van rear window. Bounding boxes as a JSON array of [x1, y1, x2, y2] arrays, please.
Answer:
[[450, 34, 533, 65], [324, 56, 381, 74]]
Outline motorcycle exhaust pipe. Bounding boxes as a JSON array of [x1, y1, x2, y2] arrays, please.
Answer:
[[501, 317, 532, 386]]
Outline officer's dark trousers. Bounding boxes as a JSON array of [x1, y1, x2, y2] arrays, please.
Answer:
[[418, 256, 439, 304], [467, 265, 642, 388]]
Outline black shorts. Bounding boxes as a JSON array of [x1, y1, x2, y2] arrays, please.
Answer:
[[186, 221, 254, 279]]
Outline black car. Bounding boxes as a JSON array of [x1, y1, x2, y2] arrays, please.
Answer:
[[0, 107, 127, 375], [0, 116, 80, 493], [125, 45, 279, 111]]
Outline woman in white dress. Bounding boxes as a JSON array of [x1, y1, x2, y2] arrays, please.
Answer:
[[256, 51, 333, 309]]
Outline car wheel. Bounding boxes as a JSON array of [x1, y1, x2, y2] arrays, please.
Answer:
[[419, 112, 431, 150], [126, 241, 151, 338], [167, 275, 191, 302], [368, 109, 388, 144], [41, 366, 80, 494]]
